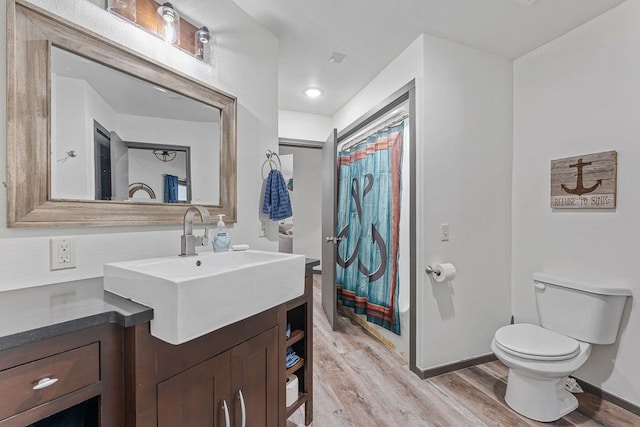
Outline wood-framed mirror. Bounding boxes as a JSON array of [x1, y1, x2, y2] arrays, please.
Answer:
[[6, 0, 237, 227]]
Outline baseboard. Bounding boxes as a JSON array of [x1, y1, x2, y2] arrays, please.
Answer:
[[411, 354, 498, 379], [410, 357, 640, 415], [576, 379, 640, 416]]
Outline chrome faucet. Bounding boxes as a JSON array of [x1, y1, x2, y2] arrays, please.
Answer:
[[181, 206, 211, 256]]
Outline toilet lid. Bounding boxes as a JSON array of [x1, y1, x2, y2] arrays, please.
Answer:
[[494, 324, 580, 361]]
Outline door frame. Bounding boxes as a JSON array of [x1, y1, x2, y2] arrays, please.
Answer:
[[335, 80, 417, 373]]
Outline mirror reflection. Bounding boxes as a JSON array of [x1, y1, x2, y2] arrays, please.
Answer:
[[50, 46, 221, 205]]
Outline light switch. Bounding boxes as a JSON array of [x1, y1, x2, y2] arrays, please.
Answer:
[[440, 224, 449, 241]]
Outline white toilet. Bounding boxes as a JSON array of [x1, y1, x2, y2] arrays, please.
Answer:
[[491, 273, 630, 422]]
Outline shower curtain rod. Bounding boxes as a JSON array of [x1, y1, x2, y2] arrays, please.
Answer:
[[339, 114, 409, 151]]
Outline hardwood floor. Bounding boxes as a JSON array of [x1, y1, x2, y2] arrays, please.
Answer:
[[287, 276, 640, 427]]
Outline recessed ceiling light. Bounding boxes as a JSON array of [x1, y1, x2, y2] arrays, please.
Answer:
[[304, 87, 323, 98]]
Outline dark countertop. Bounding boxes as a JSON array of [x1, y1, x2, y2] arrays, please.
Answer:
[[305, 258, 320, 269], [0, 256, 317, 352], [0, 277, 153, 352]]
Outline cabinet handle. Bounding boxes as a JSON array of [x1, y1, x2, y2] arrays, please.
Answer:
[[221, 400, 230, 427], [33, 377, 58, 390], [237, 390, 246, 427]]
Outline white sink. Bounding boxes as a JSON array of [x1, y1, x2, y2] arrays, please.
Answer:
[[103, 250, 305, 345]]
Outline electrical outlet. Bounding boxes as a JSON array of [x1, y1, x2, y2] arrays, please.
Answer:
[[50, 238, 76, 270], [440, 224, 449, 241]]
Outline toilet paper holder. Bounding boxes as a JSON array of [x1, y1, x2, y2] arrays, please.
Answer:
[[425, 265, 440, 277], [425, 263, 457, 282]]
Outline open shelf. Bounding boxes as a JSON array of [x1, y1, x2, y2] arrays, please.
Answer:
[[282, 259, 318, 426], [286, 357, 304, 377], [286, 330, 304, 346], [286, 392, 308, 417]]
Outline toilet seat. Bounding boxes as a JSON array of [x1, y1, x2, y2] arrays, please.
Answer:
[[494, 324, 580, 361]]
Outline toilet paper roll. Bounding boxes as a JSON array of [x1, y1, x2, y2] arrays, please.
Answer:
[[285, 374, 299, 407], [433, 263, 456, 282]]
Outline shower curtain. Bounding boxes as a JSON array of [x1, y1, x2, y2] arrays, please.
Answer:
[[336, 123, 403, 335]]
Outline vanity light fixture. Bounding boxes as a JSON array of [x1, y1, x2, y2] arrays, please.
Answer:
[[304, 87, 323, 98], [153, 149, 177, 162], [106, 0, 211, 62], [195, 26, 211, 60], [107, 0, 136, 23], [196, 26, 211, 44], [157, 2, 180, 46]]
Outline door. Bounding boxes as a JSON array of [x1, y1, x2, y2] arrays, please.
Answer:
[[110, 131, 129, 201], [157, 351, 231, 427], [230, 327, 279, 427], [321, 129, 338, 330], [94, 124, 111, 200]]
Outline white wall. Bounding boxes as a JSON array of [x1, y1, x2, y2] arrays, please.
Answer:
[[417, 35, 513, 370], [513, 0, 640, 405], [117, 115, 220, 204], [0, 0, 279, 291], [278, 146, 322, 261], [52, 76, 119, 199], [277, 110, 331, 264], [278, 110, 332, 142], [128, 150, 187, 201], [334, 33, 513, 368], [51, 76, 95, 199]]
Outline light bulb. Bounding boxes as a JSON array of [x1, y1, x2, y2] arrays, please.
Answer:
[[157, 2, 180, 46]]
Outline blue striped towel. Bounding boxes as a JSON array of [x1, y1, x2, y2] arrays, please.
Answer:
[[262, 169, 292, 220]]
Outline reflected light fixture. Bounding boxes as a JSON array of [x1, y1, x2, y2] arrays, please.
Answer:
[[195, 26, 211, 60], [304, 87, 323, 98], [107, 0, 136, 22], [157, 2, 180, 46], [153, 149, 177, 162]]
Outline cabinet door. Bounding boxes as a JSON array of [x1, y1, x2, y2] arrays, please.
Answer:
[[157, 351, 231, 427], [230, 327, 279, 427]]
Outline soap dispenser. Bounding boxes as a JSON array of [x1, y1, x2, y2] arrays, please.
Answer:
[[212, 214, 231, 252]]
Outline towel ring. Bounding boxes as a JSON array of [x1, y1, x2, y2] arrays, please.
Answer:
[[265, 149, 281, 169], [261, 150, 282, 179], [128, 182, 156, 199]]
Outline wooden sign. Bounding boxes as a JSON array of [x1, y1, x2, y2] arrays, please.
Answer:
[[550, 150, 617, 209]]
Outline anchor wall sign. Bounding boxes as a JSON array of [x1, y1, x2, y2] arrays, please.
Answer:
[[550, 150, 617, 209]]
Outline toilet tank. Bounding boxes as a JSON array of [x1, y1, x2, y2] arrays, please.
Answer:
[[533, 273, 631, 345]]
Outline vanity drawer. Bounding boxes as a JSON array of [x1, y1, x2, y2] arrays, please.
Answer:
[[0, 342, 100, 420]]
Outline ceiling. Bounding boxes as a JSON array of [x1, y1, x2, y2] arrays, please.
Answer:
[[228, 0, 626, 116], [52, 46, 219, 123]]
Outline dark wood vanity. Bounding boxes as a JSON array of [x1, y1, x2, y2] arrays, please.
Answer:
[[0, 324, 123, 426], [125, 305, 280, 426], [0, 261, 317, 426]]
